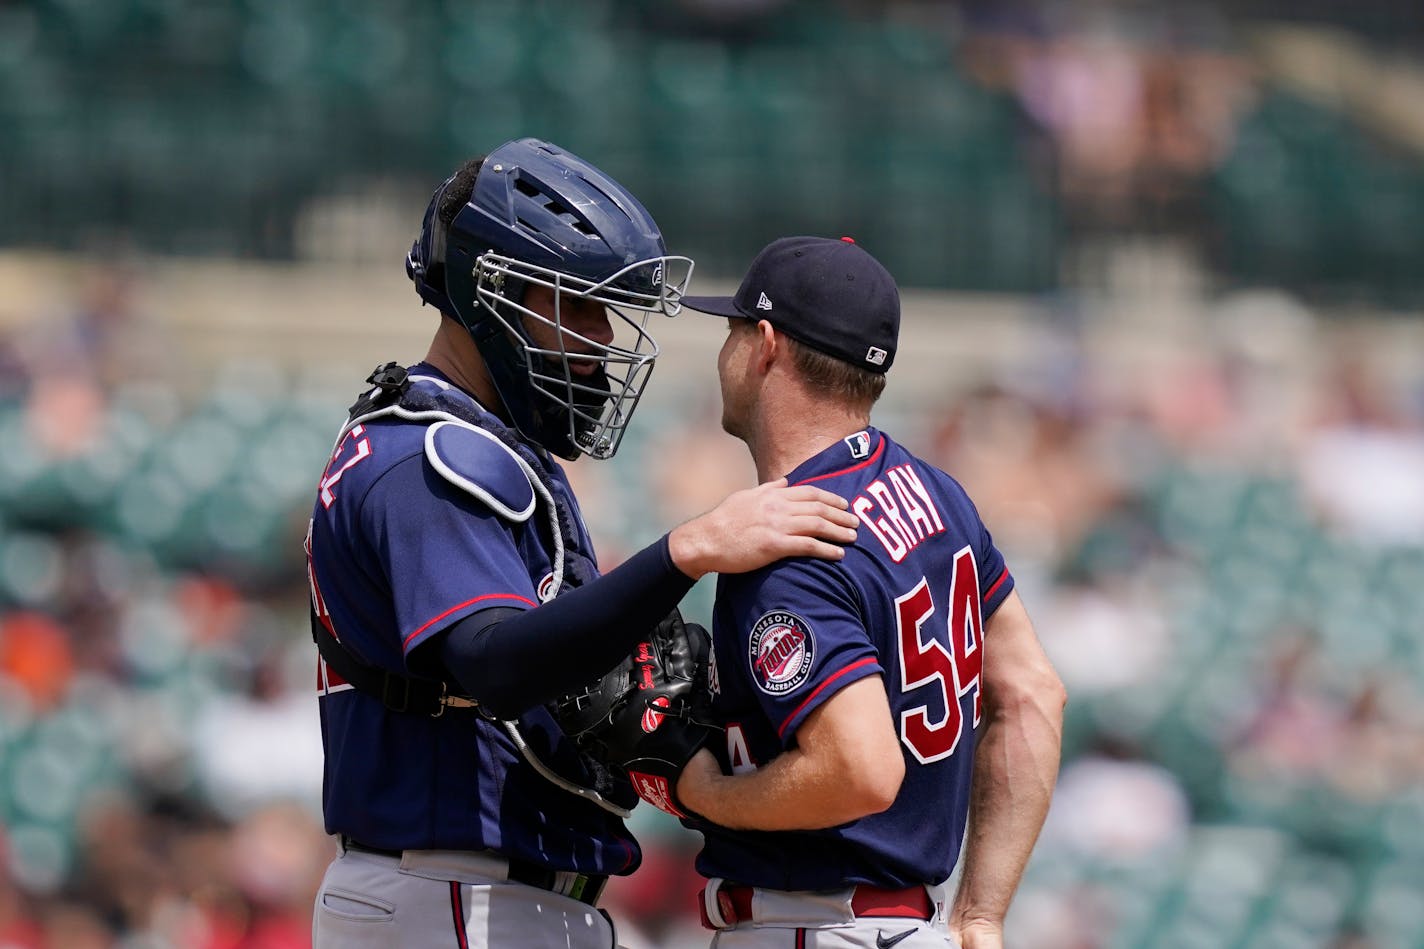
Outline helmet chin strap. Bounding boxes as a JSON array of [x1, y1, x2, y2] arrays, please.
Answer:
[[459, 251, 667, 461]]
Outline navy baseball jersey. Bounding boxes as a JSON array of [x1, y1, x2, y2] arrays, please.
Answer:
[[692, 428, 1013, 890], [306, 364, 639, 876]]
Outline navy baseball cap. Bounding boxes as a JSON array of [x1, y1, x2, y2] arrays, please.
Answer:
[[682, 236, 900, 373]]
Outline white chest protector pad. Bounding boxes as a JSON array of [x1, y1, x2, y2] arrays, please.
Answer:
[[424, 419, 537, 523]]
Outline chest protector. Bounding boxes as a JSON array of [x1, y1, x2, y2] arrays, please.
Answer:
[[311, 363, 632, 815]]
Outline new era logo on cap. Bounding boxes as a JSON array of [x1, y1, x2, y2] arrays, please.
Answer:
[[679, 236, 900, 374]]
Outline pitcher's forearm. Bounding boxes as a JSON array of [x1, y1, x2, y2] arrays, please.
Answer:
[[951, 685, 1064, 928]]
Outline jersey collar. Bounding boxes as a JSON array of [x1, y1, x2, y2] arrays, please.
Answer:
[[785, 427, 885, 487]]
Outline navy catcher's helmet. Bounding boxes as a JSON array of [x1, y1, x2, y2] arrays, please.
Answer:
[[406, 138, 692, 460]]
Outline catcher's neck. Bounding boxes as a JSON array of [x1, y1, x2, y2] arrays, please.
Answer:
[[425, 316, 504, 418]]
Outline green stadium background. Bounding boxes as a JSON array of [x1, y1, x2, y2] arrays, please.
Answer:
[[0, 1, 1422, 947]]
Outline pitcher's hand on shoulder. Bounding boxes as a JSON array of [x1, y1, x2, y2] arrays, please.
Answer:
[[668, 478, 858, 579]]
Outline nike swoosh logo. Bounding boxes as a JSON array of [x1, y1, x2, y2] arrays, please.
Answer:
[[876, 928, 917, 949]]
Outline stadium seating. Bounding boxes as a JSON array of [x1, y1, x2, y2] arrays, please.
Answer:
[[0, 368, 1420, 942]]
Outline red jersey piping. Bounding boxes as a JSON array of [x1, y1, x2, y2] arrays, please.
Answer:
[[403, 593, 537, 650]]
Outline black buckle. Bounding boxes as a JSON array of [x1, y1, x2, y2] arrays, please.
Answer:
[[348, 362, 411, 417], [380, 672, 412, 714], [366, 361, 409, 392]]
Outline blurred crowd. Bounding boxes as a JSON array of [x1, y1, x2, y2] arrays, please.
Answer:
[[0, 268, 327, 947], [1, 249, 1423, 949], [1, 259, 1422, 946], [0, 0, 1420, 943]]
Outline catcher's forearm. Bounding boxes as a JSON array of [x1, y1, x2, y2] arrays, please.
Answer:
[[439, 534, 694, 717], [949, 683, 1063, 929]]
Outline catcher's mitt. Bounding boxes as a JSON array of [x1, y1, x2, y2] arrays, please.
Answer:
[[554, 609, 715, 817]]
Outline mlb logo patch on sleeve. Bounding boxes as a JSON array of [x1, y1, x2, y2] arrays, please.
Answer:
[[748, 611, 815, 695]]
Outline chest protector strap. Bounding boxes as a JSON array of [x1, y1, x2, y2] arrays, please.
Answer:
[[312, 364, 485, 717], [312, 615, 477, 717]]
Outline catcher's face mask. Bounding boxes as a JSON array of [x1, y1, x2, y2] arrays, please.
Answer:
[[473, 251, 689, 460], [410, 138, 694, 461]]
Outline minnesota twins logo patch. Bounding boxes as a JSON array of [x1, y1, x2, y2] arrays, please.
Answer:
[[748, 611, 815, 695]]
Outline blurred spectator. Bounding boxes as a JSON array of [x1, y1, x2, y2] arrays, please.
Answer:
[[0, 330, 29, 401], [9, 265, 169, 460], [70, 791, 172, 938], [962, 5, 1256, 237], [190, 643, 325, 821], [1327, 674, 1424, 803], [600, 822, 707, 949], [18, 267, 164, 394], [928, 382, 1123, 568], [1037, 567, 1171, 697], [646, 397, 758, 526], [1041, 736, 1192, 862], [1230, 629, 1423, 803], [66, 791, 329, 949], [1228, 630, 1342, 782], [1298, 350, 1424, 544], [0, 613, 75, 713], [227, 802, 330, 948], [994, 879, 1104, 949]]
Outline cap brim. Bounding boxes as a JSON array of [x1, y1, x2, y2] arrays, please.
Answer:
[[680, 295, 747, 318]]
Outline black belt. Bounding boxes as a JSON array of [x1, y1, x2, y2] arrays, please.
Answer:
[[342, 838, 607, 906]]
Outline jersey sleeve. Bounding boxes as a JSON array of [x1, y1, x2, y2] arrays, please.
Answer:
[[362, 454, 538, 657], [976, 518, 1014, 619], [947, 472, 1014, 619], [719, 559, 882, 749]]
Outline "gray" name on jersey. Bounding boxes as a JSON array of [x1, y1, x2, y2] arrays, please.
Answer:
[[851, 464, 946, 563]]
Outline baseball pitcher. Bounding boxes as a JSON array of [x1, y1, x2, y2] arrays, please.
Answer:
[[673, 237, 1067, 949]]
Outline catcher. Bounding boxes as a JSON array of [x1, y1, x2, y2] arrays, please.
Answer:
[[306, 140, 859, 949]]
